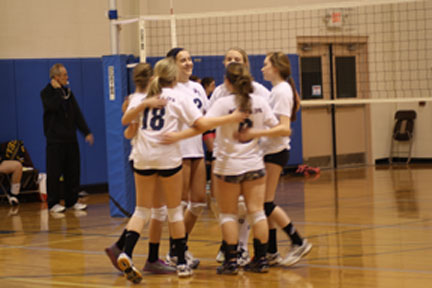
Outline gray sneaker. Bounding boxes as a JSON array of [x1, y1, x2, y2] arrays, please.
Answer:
[[267, 252, 283, 266], [177, 264, 193, 277], [166, 251, 200, 269], [143, 259, 176, 274], [185, 250, 200, 269], [282, 239, 312, 266]]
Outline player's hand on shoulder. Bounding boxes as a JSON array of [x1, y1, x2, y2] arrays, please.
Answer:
[[145, 96, 168, 109]]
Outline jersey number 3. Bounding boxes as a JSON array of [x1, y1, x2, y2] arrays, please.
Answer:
[[142, 107, 165, 130]]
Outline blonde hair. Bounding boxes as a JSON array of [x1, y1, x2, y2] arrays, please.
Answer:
[[147, 58, 178, 98], [133, 63, 153, 91], [225, 62, 253, 112], [267, 52, 300, 121]]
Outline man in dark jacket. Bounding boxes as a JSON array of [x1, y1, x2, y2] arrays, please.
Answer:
[[41, 63, 94, 213]]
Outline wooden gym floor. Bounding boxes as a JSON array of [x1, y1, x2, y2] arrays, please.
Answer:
[[0, 165, 431, 287]]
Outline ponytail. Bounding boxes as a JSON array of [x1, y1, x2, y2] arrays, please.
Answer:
[[234, 76, 253, 112], [225, 62, 253, 112], [286, 77, 300, 121], [147, 58, 178, 98], [147, 76, 162, 98]]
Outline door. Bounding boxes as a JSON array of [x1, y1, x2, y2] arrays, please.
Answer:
[[298, 37, 371, 168]]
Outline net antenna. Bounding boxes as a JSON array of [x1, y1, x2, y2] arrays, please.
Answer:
[[138, 0, 178, 63], [170, 0, 178, 48], [139, 16, 147, 62]]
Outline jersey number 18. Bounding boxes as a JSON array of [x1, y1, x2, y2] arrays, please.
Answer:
[[142, 107, 165, 131]]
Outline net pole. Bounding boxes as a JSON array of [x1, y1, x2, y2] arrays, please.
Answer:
[[108, 0, 119, 54]]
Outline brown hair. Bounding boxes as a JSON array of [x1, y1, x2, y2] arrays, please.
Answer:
[[133, 63, 153, 91], [225, 62, 253, 112], [267, 52, 300, 121], [147, 58, 177, 98]]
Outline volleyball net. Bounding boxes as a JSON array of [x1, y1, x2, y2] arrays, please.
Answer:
[[132, 0, 432, 104], [133, 0, 431, 166]]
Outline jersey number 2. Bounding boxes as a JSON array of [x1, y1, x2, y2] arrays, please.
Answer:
[[142, 107, 165, 130]]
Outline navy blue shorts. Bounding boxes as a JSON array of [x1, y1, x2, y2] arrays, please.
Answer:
[[132, 164, 182, 177], [264, 149, 289, 168]]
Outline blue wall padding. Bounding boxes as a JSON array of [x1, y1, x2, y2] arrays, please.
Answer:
[[0, 58, 107, 185], [14, 60, 49, 174], [102, 55, 136, 217], [80, 59, 108, 184], [190, 55, 225, 86], [0, 60, 18, 141]]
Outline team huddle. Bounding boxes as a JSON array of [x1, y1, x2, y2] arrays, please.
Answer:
[[104, 47, 312, 284]]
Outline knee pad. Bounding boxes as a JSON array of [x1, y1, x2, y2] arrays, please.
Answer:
[[167, 205, 184, 223], [188, 202, 206, 217], [248, 210, 266, 225], [264, 201, 276, 217], [238, 197, 247, 218], [151, 206, 167, 222], [132, 207, 151, 223], [181, 200, 188, 211], [219, 213, 238, 225]]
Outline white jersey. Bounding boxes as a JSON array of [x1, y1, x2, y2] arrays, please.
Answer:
[[260, 81, 293, 155], [209, 81, 270, 108], [175, 81, 209, 158], [127, 87, 202, 169], [207, 94, 279, 175]]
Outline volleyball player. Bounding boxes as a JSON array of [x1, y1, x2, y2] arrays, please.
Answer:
[[110, 58, 199, 282], [210, 47, 270, 266], [105, 63, 176, 276], [238, 52, 312, 266], [162, 62, 291, 274], [165, 48, 209, 269]]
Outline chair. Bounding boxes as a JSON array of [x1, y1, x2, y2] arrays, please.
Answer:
[[389, 110, 416, 164], [0, 140, 40, 205]]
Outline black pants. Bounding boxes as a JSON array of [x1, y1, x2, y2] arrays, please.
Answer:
[[46, 142, 80, 209]]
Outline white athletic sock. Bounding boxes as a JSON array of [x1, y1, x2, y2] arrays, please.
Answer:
[[238, 217, 250, 251], [11, 183, 21, 196]]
